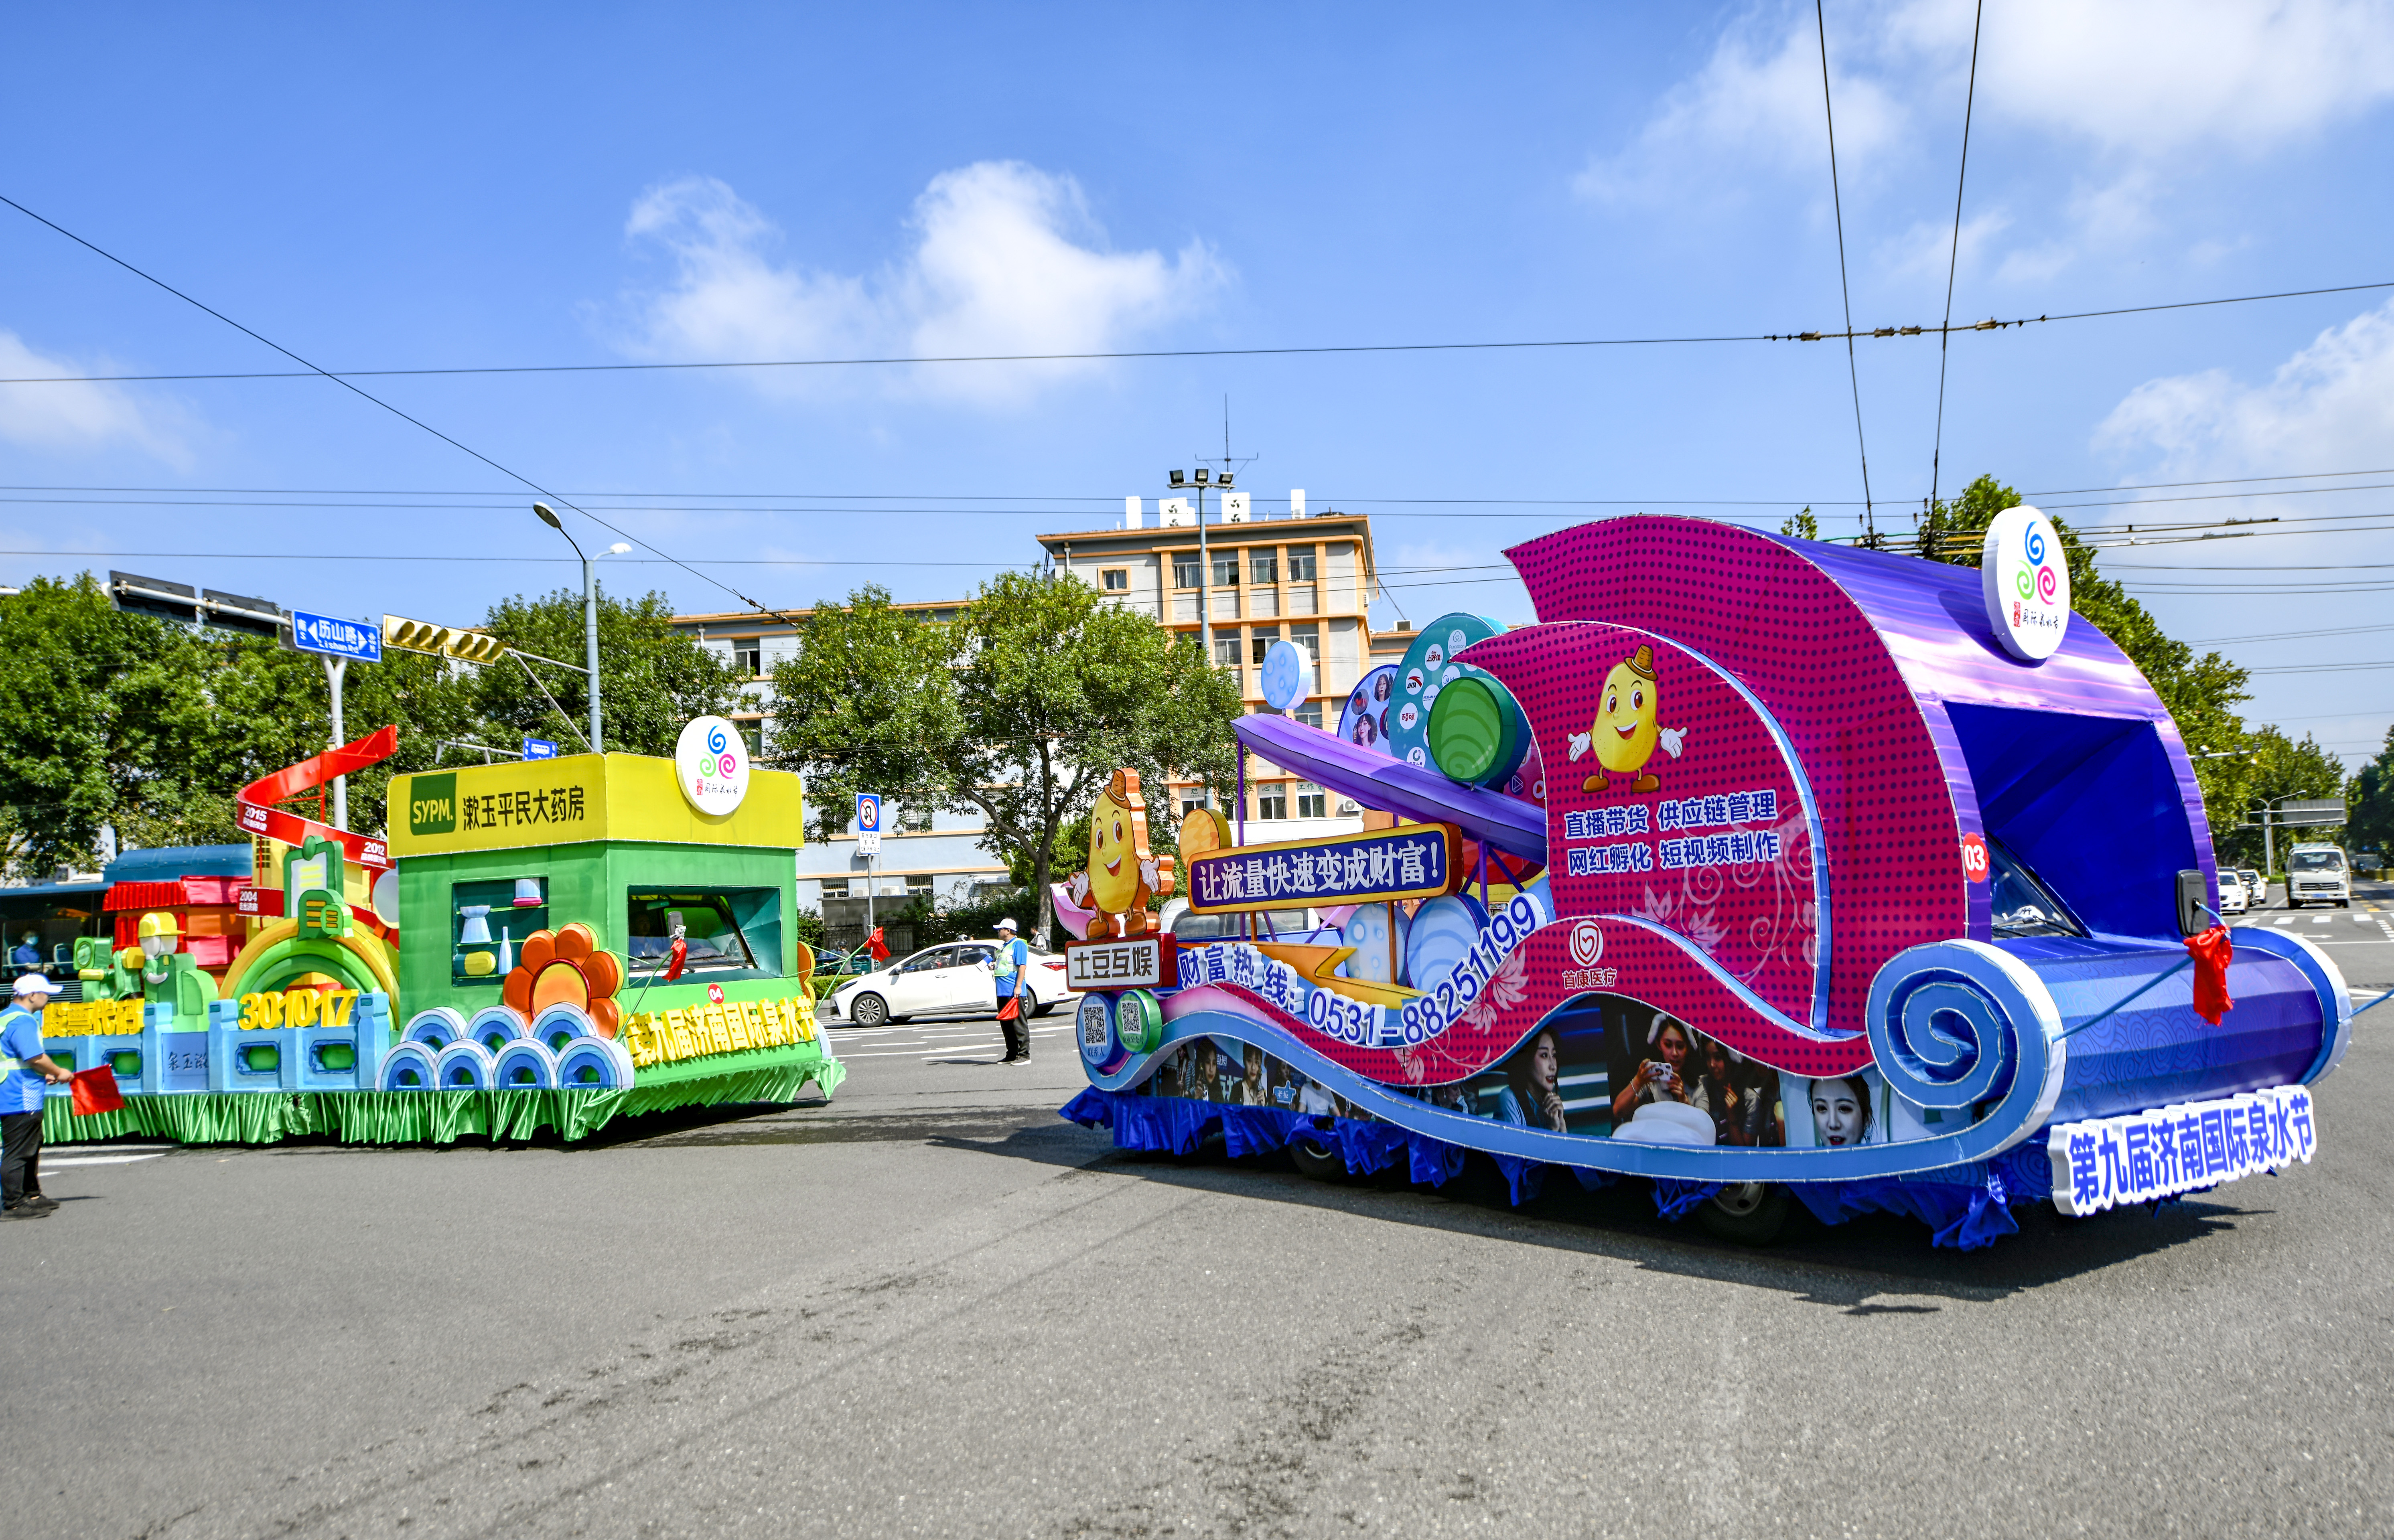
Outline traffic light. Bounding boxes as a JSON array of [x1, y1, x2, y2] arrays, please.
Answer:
[[383, 615, 509, 665]]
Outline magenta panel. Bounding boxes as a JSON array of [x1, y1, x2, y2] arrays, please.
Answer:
[[1493, 520, 1966, 1046]]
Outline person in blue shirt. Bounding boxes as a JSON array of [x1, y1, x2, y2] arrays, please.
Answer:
[[10, 932, 41, 969], [2, 971, 71, 1219], [992, 916, 1032, 1065]]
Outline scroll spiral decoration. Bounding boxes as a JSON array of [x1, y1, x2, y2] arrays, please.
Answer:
[[1864, 941, 2064, 1118]]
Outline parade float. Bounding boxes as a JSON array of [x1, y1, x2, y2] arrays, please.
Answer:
[[1061, 512, 2337, 1248], [35, 716, 840, 1146]]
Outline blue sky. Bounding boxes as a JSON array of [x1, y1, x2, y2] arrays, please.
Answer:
[[4, 2, 2392, 764]]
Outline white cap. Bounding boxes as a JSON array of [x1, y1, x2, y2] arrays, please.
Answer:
[[12, 972, 56, 999], [996, 917, 1017, 931]]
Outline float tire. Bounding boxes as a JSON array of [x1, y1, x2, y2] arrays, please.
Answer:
[[1694, 1182, 1792, 1246], [401, 1007, 469, 1052]]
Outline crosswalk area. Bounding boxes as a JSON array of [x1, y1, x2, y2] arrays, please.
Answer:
[[2236, 910, 2394, 943], [823, 1015, 1075, 1060]]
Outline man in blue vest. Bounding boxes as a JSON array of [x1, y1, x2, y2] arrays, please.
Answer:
[[2, 972, 71, 1219], [993, 916, 1031, 1065]]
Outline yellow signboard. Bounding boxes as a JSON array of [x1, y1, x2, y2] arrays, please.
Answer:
[[386, 753, 804, 857], [619, 994, 819, 1068]]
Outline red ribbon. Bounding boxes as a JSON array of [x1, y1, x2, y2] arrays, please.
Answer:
[[234, 725, 400, 872], [2184, 923, 2235, 1025], [663, 937, 687, 982]]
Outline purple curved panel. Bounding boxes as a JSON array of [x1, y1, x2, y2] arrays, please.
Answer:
[[1229, 714, 1546, 860]]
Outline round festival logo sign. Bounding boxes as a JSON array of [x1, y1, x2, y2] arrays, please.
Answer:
[[675, 715, 751, 816], [1979, 505, 2071, 663]]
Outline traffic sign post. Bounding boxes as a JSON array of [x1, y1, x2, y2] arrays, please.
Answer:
[[856, 794, 883, 935], [289, 613, 384, 833]]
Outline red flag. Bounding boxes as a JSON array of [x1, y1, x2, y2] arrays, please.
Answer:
[[70, 1064, 126, 1116], [2184, 924, 2235, 1025], [662, 936, 688, 982]]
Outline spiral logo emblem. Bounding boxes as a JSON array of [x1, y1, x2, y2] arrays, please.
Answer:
[[2036, 564, 2059, 603], [706, 725, 728, 756], [2023, 528, 2046, 565]]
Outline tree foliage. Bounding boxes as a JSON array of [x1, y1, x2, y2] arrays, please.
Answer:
[[0, 575, 734, 873], [769, 572, 1242, 946]]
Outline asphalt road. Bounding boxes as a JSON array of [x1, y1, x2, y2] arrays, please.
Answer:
[[7, 968, 2390, 1538]]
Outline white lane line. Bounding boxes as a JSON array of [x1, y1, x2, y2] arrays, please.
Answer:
[[43, 1153, 167, 1167], [2378, 918, 2394, 942]]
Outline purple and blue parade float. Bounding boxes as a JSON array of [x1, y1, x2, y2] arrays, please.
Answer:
[[1061, 511, 2338, 1248]]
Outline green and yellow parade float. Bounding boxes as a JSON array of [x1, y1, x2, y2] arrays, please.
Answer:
[[34, 717, 841, 1146]]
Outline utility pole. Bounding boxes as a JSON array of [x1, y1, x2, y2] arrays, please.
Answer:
[[325, 656, 348, 830]]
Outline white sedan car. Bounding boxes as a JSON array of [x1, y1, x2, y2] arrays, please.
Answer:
[[827, 939, 1077, 1027], [2217, 871, 2249, 916]]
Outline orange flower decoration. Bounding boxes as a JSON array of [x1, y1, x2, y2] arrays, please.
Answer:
[[501, 922, 625, 1038]]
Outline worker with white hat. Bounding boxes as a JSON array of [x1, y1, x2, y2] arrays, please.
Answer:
[[992, 917, 1031, 1065], [2, 971, 71, 1219]]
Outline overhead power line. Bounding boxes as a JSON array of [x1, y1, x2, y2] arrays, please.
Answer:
[[0, 191, 805, 627], [0, 286, 2387, 386]]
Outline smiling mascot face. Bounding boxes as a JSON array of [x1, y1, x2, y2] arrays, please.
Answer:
[[1593, 646, 1660, 774], [1087, 768, 1148, 916]]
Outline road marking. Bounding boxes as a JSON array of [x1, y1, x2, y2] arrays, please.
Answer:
[[43, 1152, 168, 1167], [2378, 918, 2394, 943]]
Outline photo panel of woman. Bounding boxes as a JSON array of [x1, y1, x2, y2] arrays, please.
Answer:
[[1605, 1006, 1784, 1147], [1792, 1069, 1885, 1148]]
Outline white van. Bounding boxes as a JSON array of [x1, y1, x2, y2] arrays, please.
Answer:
[[2285, 843, 2351, 908]]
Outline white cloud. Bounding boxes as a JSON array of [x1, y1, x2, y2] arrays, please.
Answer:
[[0, 330, 190, 463], [1583, 1, 2394, 277], [1969, 0, 2394, 160], [1880, 209, 2011, 284], [617, 164, 1225, 405], [1576, 9, 1904, 204], [2096, 298, 2394, 474]]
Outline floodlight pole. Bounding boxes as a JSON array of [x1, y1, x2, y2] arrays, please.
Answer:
[[534, 503, 606, 755]]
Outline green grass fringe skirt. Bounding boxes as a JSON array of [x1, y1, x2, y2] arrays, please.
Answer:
[[41, 1056, 844, 1147]]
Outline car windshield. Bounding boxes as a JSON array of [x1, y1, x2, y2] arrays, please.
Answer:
[[2291, 851, 2345, 872], [1987, 838, 2087, 938]]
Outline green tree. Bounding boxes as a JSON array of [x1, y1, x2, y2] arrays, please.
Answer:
[[473, 588, 743, 759], [2347, 726, 2394, 863], [770, 573, 1242, 946], [2215, 727, 2349, 873], [1914, 474, 2256, 847]]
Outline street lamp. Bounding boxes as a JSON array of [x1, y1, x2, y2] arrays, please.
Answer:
[[533, 503, 631, 754]]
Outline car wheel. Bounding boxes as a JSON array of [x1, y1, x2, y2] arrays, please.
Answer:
[[1694, 1182, 1793, 1246], [1020, 988, 1043, 1017], [1288, 1132, 1346, 1181], [2339, 898, 2352, 908], [847, 992, 889, 1027]]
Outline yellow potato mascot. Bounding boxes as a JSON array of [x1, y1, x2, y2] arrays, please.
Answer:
[[1576, 644, 1686, 794], [1063, 768, 1177, 939]]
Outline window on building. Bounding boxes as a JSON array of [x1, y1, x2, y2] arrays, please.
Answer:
[[1256, 784, 1288, 820], [1294, 700, 1324, 729], [730, 642, 762, 677], [1181, 788, 1211, 819], [739, 722, 764, 759], [1296, 781, 1326, 817], [1287, 545, 1317, 582], [1213, 633, 1242, 669], [820, 878, 849, 900], [1207, 551, 1235, 588], [627, 888, 780, 981], [1249, 625, 1281, 664], [1101, 567, 1129, 592], [898, 802, 935, 832], [1249, 549, 1278, 586], [905, 874, 935, 898], [1173, 554, 1202, 588]]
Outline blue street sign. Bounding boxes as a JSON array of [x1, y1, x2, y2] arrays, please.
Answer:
[[523, 738, 559, 760], [290, 611, 381, 662], [856, 793, 882, 833]]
